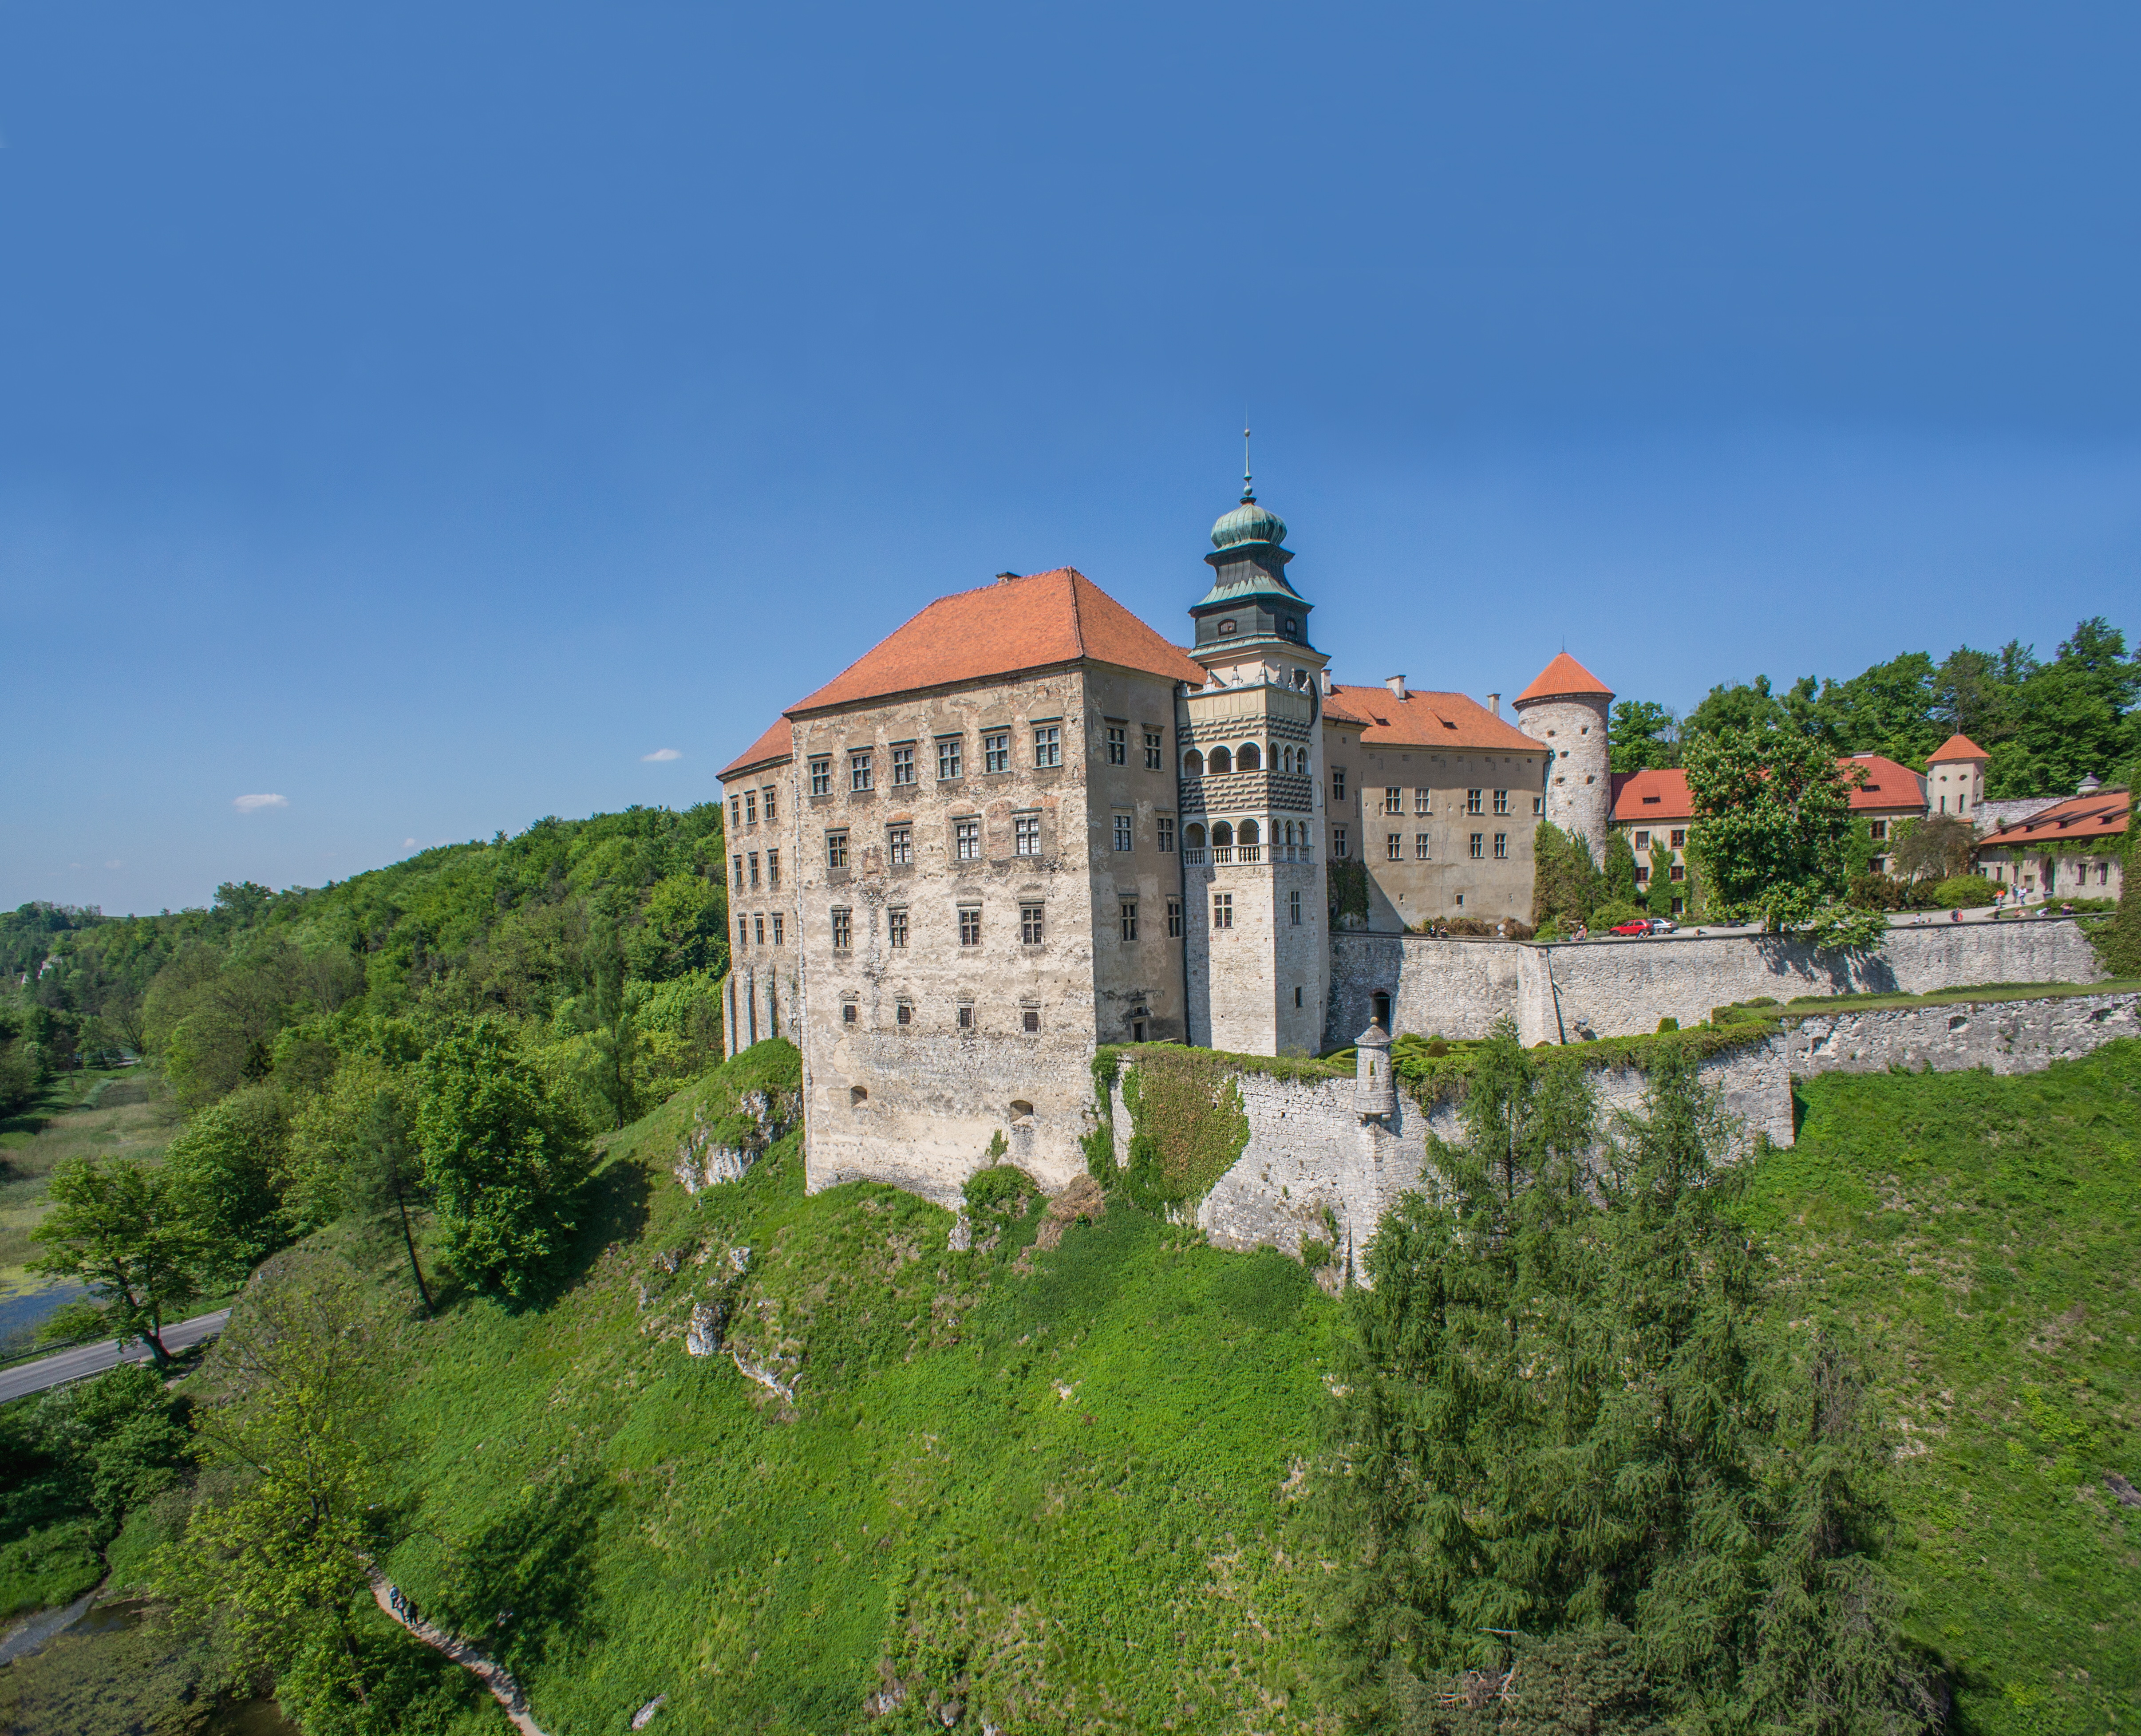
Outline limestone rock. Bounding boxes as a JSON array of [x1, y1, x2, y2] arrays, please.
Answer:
[[684, 1302, 723, 1357], [674, 1086, 795, 1193]]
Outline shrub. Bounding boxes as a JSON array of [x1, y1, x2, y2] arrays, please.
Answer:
[[1591, 901, 1645, 929], [1930, 874, 1998, 910]]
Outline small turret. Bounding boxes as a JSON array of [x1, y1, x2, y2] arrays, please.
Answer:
[[1354, 1019, 1396, 1121]]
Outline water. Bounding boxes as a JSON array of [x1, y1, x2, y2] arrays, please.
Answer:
[[0, 1286, 87, 1361]]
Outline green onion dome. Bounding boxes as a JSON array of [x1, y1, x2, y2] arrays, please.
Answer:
[[1209, 494, 1288, 550]]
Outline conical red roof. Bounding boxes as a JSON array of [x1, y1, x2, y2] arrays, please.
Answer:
[[1513, 651, 1612, 706], [1929, 733, 1989, 762]]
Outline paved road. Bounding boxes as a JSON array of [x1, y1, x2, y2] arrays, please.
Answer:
[[0, 1308, 230, 1404]]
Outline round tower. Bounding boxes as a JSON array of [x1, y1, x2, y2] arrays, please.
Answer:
[[1353, 1019, 1396, 1121], [1512, 652, 1614, 866]]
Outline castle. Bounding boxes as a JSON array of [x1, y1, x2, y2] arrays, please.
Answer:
[[716, 481, 1616, 1201]]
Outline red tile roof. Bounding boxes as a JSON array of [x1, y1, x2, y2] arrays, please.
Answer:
[[1929, 732, 1989, 762], [719, 718, 793, 781], [1980, 789, 2130, 848], [784, 568, 1205, 717], [1611, 756, 1928, 825], [1514, 651, 1612, 706], [1323, 685, 1540, 753]]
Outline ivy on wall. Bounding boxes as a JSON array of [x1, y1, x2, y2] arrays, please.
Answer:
[[1116, 1048, 1252, 1214], [1328, 858, 1371, 929]]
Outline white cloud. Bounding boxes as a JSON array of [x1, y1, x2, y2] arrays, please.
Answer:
[[641, 747, 682, 762], [105, 860, 122, 869], [404, 837, 417, 848], [233, 793, 288, 813]]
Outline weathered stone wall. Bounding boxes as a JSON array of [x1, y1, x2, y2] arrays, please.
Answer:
[[1329, 916, 2105, 1048], [1785, 990, 2141, 1078]]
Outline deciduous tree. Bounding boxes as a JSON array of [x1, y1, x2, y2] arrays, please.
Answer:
[[30, 1159, 206, 1365]]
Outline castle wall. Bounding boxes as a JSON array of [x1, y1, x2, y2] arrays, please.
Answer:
[[1785, 989, 2141, 1078], [1330, 735, 1547, 927], [794, 667, 1106, 1200], [1328, 916, 2106, 1048]]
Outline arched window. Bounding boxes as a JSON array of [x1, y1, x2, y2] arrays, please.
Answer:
[[1211, 821, 1234, 848], [1183, 748, 1204, 777], [1371, 992, 1391, 1030], [1281, 746, 1294, 772], [1236, 742, 1261, 771], [1238, 818, 1260, 846], [1209, 746, 1233, 776], [1185, 822, 1206, 850]]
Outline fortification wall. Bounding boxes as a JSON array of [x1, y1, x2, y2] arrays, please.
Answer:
[[1785, 990, 2141, 1078], [1328, 917, 2104, 1048]]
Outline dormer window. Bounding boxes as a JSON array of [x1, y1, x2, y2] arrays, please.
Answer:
[[1283, 617, 1299, 639], [1217, 619, 1237, 636]]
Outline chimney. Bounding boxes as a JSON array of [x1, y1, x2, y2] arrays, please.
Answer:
[[995, 571, 1020, 583], [1385, 675, 1407, 699], [1487, 692, 1501, 717], [1319, 669, 1333, 695]]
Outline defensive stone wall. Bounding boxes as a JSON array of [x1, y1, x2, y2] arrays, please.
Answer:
[[1785, 989, 2141, 1079], [1329, 916, 2105, 1048]]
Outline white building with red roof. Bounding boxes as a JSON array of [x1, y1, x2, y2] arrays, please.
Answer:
[[1975, 784, 2129, 903]]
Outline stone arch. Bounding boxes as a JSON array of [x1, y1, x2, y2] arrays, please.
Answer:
[[1236, 742, 1261, 772], [1185, 822, 1206, 850], [1208, 746, 1233, 776], [1211, 821, 1235, 848], [1183, 748, 1205, 777], [1237, 818, 1260, 846]]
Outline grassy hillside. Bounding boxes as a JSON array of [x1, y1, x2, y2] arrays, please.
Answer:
[[362, 1039, 1337, 1736], [1743, 1046, 2141, 1736]]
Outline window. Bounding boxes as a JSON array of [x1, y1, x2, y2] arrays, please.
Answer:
[[842, 1003, 857, 1025], [1493, 832, 1508, 859], [771, 914, 783, 945], [1167, 897, 1184, 937], [896, 1001, 912, 1026], [766, 849, 779, 887], [1669, 829, 1687, 849], [730, 796, 742, 829], [1217, 618, 1236, 636], [957, 1003, 974, 1029], [959, 906, 982, 946], [1106, 725, 1127, 765], [1157, 816, 1175, 853], [1289, 889, 1302, 926], [754, 914, 765, 945], [1332, 768, 1347, 801], [733, 854, 744, 888], [850, 751, 873, 793], [744, 790, 757, 825], [1213, 892, 1234, 929], [809, 757, 831, 797], [1023, 1006, 1041, 1033], [1333, 826, 1349, 858], [1209, 746, 1232, 776], [1015, 813, 1040, 856], [738, 915, 749, 948], [831, 908, 853, 950], [1021, 904, 1045, 944], [1283, 616, 1299, 639], [1636, 865, 1651, 885], [1120, 900, 1138, 941], [748, 852, 760, 888], [1493, 789, 1509, 815], [1114, 813, 1133, 852], [1034, 724, 1061, 768], [1469, 832, 1484, 858], [891, 744, 916, 786], [1466, 789, 1483, 814], [1384, 787, 1402, 815], [1868, 820, 1888, 841], [955, 819, 979, 860], [937, 736, 963, 780], [1531, 796, 1543, 816], [1415, 788, 1431, 815], [826, 830, 848, 869], [888, 825, 912, 865], [1634, 830, 1650, 849], [1183, 748, 1204, 777], [762, 785, 777, 821], [984, 731, 1010, 773], [1295, 986, 1304, 1006], [1387, 833, 1403, 861], [888, 907, 908, 948], [1670, 864, 1686, 882], [1415, 833, 1431, 860], [1145, 729, 1164, 769]]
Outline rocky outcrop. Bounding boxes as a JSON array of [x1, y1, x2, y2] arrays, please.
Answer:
[[673, 1087, 794, 1193]]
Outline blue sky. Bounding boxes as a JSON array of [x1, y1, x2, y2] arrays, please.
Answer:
[[4, 2, 2137, 914]]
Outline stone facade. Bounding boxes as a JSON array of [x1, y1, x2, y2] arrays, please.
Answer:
[[1328, 914, 2107, 1048], [719, 732, 802, 1055]]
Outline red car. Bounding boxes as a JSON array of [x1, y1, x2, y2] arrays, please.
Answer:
[[1610, 919, 1652, 936]]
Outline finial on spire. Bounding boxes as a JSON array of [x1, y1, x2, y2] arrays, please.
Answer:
[[1241, 424, 1254, 502]]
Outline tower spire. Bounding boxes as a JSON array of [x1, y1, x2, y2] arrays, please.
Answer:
[[1241, 424, 1254, 502]]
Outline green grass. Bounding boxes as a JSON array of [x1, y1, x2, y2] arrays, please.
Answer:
[[0, 1068, 181, 1302], [366, 1042, 1337, 1736], [1741, 1042, 2141, 1736]]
